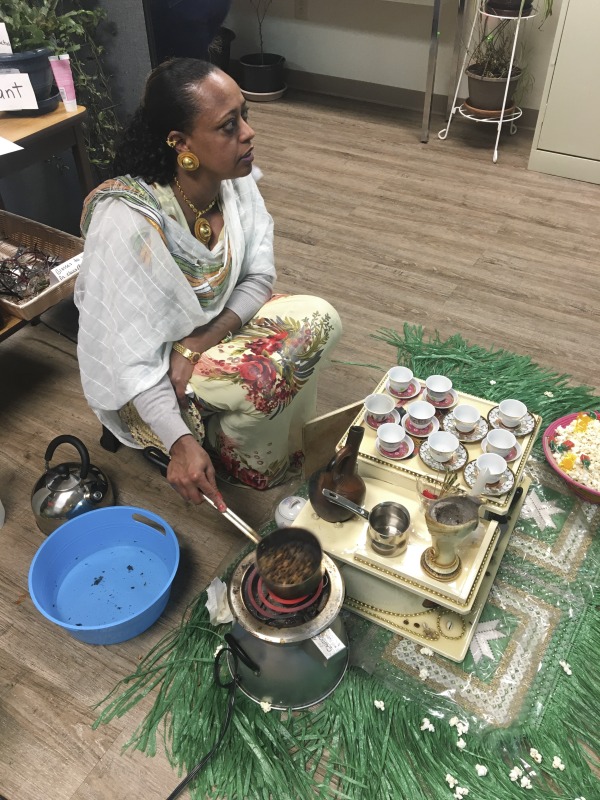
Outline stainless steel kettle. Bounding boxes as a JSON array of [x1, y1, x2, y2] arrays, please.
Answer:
[[31, 435, 113, 535]]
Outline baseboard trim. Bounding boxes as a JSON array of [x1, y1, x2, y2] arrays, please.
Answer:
[[285, 67, 450, 116], [233, 61, 538, 130]]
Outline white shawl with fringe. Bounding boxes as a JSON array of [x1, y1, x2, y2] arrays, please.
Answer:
[[74, 175, 275, 445]]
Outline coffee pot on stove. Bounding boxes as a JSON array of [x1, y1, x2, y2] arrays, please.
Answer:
[[226, 550, 348, 710], [308, 425, 367, 523], [31, 435, 113, 535]]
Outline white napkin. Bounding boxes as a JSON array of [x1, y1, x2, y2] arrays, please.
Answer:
[[470, 467, 490, 497], [205, 577, 234, 625]]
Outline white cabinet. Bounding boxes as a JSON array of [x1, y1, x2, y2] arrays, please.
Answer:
[[528, 0, 600, 184]]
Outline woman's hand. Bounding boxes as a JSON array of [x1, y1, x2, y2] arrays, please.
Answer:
[[168, 434, 226, 511], [168, 351, 195, 408], [169, 309, 243, 406]]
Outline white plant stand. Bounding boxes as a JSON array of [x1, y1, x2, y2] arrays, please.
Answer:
[[438, 0, 536, 163]]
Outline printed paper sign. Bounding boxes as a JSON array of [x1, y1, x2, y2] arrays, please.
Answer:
[[0, 23, 12, 54], [49, 253, 83, 285], [0, 72, 38, 110], [0, 135, 23, 155]]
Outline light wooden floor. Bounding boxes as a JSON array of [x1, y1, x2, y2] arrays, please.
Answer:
[[1, 91, 598, 800]]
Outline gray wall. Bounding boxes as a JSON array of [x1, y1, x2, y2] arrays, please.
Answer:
[[97, 0, 153, 122]]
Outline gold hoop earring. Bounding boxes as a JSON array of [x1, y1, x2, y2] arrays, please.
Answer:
[[177, 151, 200, 171]]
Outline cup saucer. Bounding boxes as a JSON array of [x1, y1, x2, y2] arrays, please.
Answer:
[[402, 415, 440, 438], [480, 437, 522, 463], [386, 377, 422, 401], [364, 408, 401, 430], [487, 406, 536, 437], [419, 441, 468, 472], [464, 461, 515, 496], [375, 437, 415, 461], [442, 412, 489, 443], [425, 388, 458, 410]]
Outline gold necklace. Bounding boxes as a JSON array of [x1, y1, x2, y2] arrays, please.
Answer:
[[174, 177, 217, 245]]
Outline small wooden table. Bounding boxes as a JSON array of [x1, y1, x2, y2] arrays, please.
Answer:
[[0, 104, 95, 206], [0, 312, 27, 343], [0, 106, 92, 340]]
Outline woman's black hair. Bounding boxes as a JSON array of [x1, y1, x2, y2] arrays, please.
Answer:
[[113, 58, 220, 185]]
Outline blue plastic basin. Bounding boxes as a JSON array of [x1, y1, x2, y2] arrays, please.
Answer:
[[28, 506, 179, 645]]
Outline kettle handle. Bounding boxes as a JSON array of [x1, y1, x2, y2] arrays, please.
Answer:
[[44, 435, 90, 479]]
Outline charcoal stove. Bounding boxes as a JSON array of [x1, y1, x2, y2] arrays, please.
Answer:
[[227, 551, 348, 710]]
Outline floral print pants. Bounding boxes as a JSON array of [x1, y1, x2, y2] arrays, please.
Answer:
[[190, 294, 341, 489], [122, 294, 342, 489]]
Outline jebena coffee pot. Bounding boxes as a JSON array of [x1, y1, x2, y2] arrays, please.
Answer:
[[31, 435, 113, 535], [308, 426, 367, 523]]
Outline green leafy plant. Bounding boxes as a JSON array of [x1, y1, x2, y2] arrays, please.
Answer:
[[473, 0, 554, 80], [469, 20, 517, 78], [540, 0, 553, 15], [3, 0, 121, 174], [2, 0, 98, 52]]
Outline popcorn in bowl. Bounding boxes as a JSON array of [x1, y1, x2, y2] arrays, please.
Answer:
[[548, 412, 600, 494]]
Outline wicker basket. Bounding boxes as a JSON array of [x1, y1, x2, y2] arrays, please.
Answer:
[[0, 210, 83, 321]]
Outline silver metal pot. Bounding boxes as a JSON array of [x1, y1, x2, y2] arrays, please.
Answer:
[[31, 435, 113, 535], [322, 488, 410, 557]]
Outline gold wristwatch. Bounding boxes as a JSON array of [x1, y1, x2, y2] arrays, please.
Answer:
[[172, 342, 202, 364]]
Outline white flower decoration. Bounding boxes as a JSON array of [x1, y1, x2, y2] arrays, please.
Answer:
[[457, 738, 467, 750], [489, 379, 497, 385], [552, 756, 565, 771], [544, 391, 554, 398], [475, 764, 488, 777], [529, 748, 542, 764], [420, 717, 435, 732], [456, 721, 469, 736], [454, 788, 469, 799], [520, 776, 532, 789], [449, 716, 459, 728], [374, 699, 385, 711], [419, 667, 430, 680], [259, 701, 272, 713], [559, 660, 573, 676], [446, 774, 459, 788], [509, 766, 523, 782], [420, 646, 433, 657]]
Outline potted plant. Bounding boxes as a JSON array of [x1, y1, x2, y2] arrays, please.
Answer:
[[1, 0, 120, 173], [465, 21, 522, 112], [0, 0, 105, 105], [485, 0, 552, 17], [239, 0, 286, 99], [465, 0, 553, 113]]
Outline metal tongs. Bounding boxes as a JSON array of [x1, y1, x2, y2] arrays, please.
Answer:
[[143, 446, 260, 544]]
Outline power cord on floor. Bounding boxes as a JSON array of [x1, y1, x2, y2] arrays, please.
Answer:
[[165, 646, 240, 800]]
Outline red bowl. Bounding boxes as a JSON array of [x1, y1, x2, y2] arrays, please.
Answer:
[[542, 412, 600, 504]]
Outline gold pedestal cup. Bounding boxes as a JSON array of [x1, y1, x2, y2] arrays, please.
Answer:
[[421, 494, 481, 581]]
